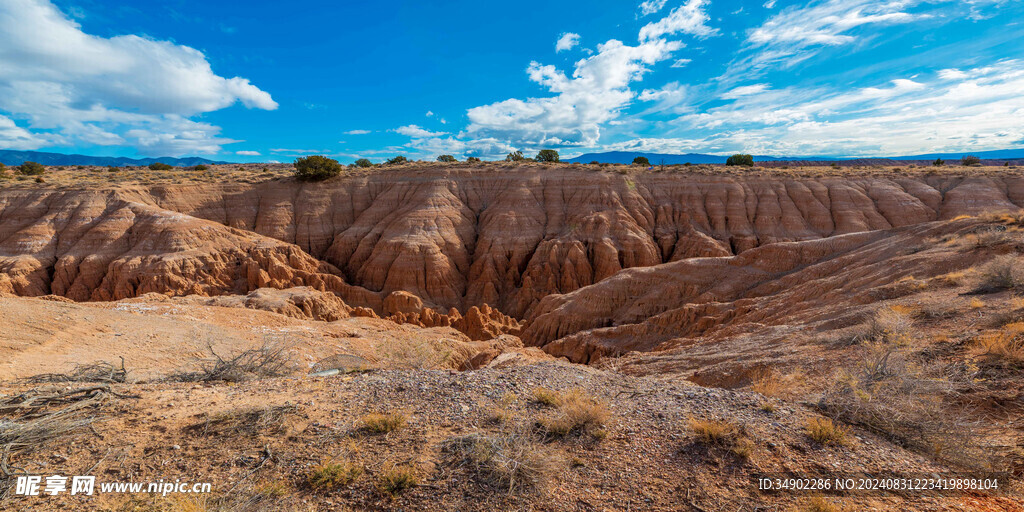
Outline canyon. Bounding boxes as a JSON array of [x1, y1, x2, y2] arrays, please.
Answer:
[[2, 164, 1023, 511], [2, 166, 1022, 360]]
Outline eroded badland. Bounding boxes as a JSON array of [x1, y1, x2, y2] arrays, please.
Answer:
[[1, 162, 1023, 511]]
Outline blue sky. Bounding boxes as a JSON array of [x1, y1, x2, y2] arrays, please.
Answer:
[[0, 0, 1021, 162]]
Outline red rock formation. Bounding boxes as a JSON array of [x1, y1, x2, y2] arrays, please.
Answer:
[[521, 217, 1013, 363], [132, 170, 1024, 318], [2, 169, 1023, 345]]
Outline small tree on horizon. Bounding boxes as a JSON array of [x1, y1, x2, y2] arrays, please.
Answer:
[[933, 158, 944, 166], [505, 151, 525, 162], [725, 154, 754, 167], [466, 156, 482, 163], [536, 149, 559, 163], [148, 162, 173, 170], [961, 155, 981, 167], [386, 155, 409, 165], [18, 161, 46, 175], [293, 155, 343, 181], [436, 154, 457, 163], [353, 158, 373, 168], [632, 156, 650, 166]]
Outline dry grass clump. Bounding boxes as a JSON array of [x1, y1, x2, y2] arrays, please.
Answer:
[[931, 270, 967, 287], [969, 297, 986, 310], [307, 461, 364, 490], [23, 358, 128, 384], [801, 496, 846, 512], [100, 480, 308, 512], [817, 345, 994, 468], [974, 322, 1024, 364], [357, 411, 408, 434], [376, 464, 418, 495], [805, 417, 849, 446], [444, 428, 564, 493], [172, 344, 295, 382], [485, 392, 518, 425], [187, 405, 297, 437], [531, 387, 561, 406], [748, 367, 805, 398], [975, 254, 1024, 292], [375, 337, 453, 370], [865, 306, 915, 344], [534, 389, 611, 439], [1, 386, 106, 499], [688, 418, 755, 459]]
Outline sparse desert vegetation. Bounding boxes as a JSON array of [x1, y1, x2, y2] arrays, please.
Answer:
[[2, 165, 1023, 510]]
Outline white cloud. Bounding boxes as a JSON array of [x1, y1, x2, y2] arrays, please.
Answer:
[[639, 0, 719, 41], [556, 32, 581, 52], [344, 129, 371, 135], [236, 150, 261, 156], [667, 60, 1024, 156], [395, 125, 447, 138], [938, 68, 968, 80], [426, 111, 435, 117], [721, 83, 771, 99], [638, 0, 668, 16], [741, 0, 922, 73], [637, 82, 690, 115], [270, 148, 330, 155], [402, 136, 515, 160], [671, 58, 692, 68], [0, 114, 51, 150], [0, 0, 276, 155], [465, 38, 680, 147], [763, 0, 776, 8]]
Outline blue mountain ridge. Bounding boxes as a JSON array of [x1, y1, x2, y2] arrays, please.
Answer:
[[0, 150, 229, 167]]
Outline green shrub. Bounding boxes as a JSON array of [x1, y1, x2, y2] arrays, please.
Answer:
[[353, 158, 373, 168], [386, 155, 408, 165], [18, 161, 46, 175], [293, 155, 343, 181], [466, 156, 481, 163], [535, 149, 559, 163], [632, 156, 650, 166], [107, 166, 119, 172], [194, 164, 208, 171], [436, 154, 457, 163], [961, 155, 981, 167], [933, 158, 944, 166], [505, 151, 525, 162], [726, 154, 754, 167], [148, 162, 173, 171]]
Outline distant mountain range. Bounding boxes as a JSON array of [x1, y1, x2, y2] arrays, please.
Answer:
[[3, 147, 1023, 168], [566, 148, 1024, 164], [0, 150, 228, 167]]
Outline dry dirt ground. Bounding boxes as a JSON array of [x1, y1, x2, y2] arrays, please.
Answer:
[[0, 292, 1021, 512], [1, 163, 1023, 511]]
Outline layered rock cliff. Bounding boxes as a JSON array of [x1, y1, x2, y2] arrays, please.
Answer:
[[1, 168, 1022, 347]]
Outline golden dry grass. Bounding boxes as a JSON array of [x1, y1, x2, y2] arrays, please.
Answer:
[[805, 417, 850, 447], [357, 411, 408, 434], [376, 465, 419, 495], [975, 322, 1024, 363], [534, 388, 611, 438], [307, 461, 364, 490]]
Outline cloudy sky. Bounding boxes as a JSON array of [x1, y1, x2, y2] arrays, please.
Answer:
[[0, 0, 1021, 162]]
